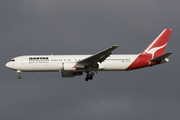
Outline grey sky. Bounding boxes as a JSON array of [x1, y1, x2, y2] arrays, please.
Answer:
[[1, 0, 180, 120]]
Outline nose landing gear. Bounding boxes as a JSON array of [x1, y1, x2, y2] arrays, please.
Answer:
[[17, 70, 21, 79]]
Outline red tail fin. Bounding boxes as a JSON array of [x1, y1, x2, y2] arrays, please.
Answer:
[[142, 29, 172, 58], [127, 29, 172, 70]]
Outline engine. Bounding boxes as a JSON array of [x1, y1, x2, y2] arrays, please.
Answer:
[[61, 71, 83, 77]]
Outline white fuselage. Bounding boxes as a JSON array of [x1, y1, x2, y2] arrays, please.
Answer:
[[6, 54, 139, 72]]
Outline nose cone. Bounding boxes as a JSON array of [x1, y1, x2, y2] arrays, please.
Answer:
[[5, 62, 10, 68], [5, 62, 11, 69]]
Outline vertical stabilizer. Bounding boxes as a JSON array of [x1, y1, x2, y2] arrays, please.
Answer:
[[127, 29, 172, 70], [142, 29, 172, 58]]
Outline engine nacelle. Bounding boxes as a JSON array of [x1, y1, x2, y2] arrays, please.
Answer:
[[63, 62, 76, 71], [61, 71, 83, 77]]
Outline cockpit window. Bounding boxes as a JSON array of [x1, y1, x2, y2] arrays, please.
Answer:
[[10, 59, 15, 62]]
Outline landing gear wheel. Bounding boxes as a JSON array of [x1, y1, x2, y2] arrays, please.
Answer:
[[85, 77, 89, 81], [18, 75, 21, 79], [89, 76, 93, 80], [85, 72, 95, 81]]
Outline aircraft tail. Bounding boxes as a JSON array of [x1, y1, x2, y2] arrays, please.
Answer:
[[127, 29, 172, 70], [141, 29, 172, 58]]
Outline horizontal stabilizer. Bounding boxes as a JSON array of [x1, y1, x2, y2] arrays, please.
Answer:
[[148, 52, 173, 62]]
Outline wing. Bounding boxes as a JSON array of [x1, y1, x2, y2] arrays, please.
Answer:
[[77, 45, 119, 66]]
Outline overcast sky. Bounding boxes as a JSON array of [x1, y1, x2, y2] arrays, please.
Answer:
[[1, 0, 180, 120]]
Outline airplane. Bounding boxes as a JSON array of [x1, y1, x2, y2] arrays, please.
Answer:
[[6, 29, 173, 81]]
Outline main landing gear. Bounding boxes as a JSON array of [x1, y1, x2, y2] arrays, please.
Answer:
[[17, 70, 21, 79], [85, 72, 94, 81]]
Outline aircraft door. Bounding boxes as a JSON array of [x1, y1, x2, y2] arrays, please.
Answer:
[[59, 62, 64, 70]]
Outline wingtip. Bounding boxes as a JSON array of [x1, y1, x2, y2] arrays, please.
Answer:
[[168, 51, 173, 54], [113, 45, 119, 48]]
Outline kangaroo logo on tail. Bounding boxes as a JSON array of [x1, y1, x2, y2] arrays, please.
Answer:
[[145, 43, 167, 65]]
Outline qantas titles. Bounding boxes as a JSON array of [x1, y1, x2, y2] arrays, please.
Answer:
[[29, 57, 49, 61]]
